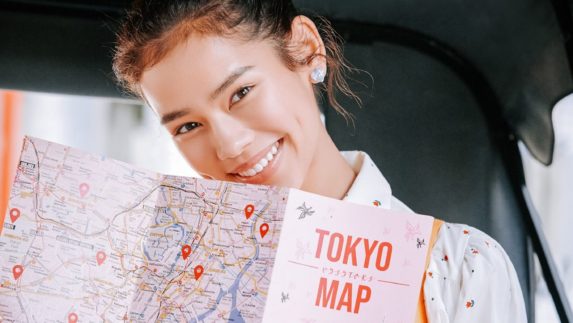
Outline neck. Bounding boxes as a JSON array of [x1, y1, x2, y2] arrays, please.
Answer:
[[300, 126, 356, 200]]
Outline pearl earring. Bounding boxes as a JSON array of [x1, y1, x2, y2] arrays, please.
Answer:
[[311, 68, 326, 83]]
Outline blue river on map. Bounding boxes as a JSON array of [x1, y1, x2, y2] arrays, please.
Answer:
[[190, 223, 261, 323], [144, 206, 264, 322]]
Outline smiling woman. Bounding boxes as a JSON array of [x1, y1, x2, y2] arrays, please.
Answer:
[[138, 32, 354, 196], [112, 1, 527, 322], [115, 1, 358, 198]]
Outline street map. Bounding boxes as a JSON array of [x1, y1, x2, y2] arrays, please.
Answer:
[[0, 136, 288, 322]]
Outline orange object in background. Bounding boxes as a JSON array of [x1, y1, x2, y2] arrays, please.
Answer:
[[0, 91, 22, 235]]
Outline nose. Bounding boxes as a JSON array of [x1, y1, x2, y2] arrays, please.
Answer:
[[210, 113, 255, 160]]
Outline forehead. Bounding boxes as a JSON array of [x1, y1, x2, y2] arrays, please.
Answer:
[[140, 34, 279, 113]]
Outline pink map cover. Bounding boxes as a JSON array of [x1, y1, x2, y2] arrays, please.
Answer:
[[264, 189, 434, 323]]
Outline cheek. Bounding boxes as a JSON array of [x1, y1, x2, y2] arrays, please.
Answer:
[[248, 88, 292, 124], [175, 138, 217, 174], [249, 105, 291, 130], [244, 83, 309, 133]]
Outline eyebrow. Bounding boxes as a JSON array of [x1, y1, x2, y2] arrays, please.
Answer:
[[160, 110, 188, 125], [209, 65, 254, 100], [159, 65, 254, 125]]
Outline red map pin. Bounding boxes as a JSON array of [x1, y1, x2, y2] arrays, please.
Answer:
[[96, 251, 107, 266], [244, 204, 254, 220], [260, 223, 269, 238], [194, 265, 204, 280], [9, 208, 21, 223], [12, 265, 24, 280], [181, 245, 192, 260], [79, 183, 90, 198], [68, 312, 78, 323]]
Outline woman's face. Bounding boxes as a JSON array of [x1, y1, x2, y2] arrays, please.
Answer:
[[140, 33, 324, 189]]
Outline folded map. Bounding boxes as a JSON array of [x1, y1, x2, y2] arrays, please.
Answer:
[[0, 136, 433, 323]]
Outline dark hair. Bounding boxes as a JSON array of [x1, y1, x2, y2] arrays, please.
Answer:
[[113, 0, 360, 120]]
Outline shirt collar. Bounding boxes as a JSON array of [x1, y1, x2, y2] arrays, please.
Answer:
[[341, 151, 393, 209]]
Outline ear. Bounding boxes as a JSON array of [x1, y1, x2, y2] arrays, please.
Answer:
[[288, 15, 327, 75]]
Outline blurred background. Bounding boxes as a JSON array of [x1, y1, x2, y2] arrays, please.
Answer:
[[0, 89, 572, 322], [521, 94, 573, 322], [1, 0, 573, 321]]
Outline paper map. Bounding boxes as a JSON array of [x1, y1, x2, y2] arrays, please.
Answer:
[[0, 137, 288, 322], [0, 137, 434, 323]]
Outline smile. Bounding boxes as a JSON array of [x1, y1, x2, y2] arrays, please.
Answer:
[[237, 141, 279, 177]]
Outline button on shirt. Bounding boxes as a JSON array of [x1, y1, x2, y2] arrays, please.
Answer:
[[341, 151, 527, 323]]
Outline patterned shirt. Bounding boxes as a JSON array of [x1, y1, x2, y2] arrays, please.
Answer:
[[341, 151, 527, 322]]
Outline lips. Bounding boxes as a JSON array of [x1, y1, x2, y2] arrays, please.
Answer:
[[237, 141, 279, 177], [229, 139, 283, 184]]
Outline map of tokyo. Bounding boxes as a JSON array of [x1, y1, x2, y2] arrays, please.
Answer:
[[1, 137, 434, 323], [0, 136, 289, 322]]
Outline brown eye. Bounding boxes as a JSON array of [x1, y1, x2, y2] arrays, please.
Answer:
[[175, 122, 202, 135], [230, 86, 252, 105]]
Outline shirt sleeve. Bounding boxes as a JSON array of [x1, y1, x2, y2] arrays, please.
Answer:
[[423, 223, 527, 323]]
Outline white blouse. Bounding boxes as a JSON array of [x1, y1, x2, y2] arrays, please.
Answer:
[[341, 151, 527, 323]]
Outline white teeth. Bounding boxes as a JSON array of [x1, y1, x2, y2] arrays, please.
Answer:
[[237, 141, 280, 177]]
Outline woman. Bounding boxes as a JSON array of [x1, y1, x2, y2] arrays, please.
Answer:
[[113, 1, 527, 321]]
